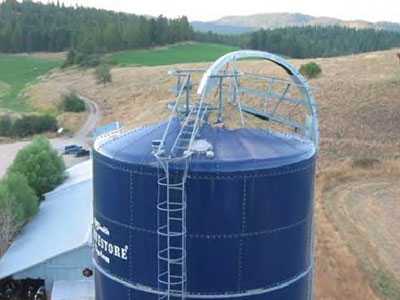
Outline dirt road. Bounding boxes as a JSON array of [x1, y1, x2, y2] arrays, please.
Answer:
[[75, 95, 102, 146], [0, 96, 101, 178]]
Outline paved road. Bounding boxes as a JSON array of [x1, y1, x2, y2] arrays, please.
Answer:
[[0, 96, 101, 178]]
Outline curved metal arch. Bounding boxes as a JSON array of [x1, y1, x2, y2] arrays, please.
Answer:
[[197, 50, 319, 149]]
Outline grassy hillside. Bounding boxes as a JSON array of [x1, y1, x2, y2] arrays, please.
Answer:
[[0, 54, 61, 112], [110, 43, 240, 66]]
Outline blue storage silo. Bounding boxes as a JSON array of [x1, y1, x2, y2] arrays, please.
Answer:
[[92, 50, 319, 300]]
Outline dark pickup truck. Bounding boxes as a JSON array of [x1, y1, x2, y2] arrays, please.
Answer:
[[63, 145, 82, 155]]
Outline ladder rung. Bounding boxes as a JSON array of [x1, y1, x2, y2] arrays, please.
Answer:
[[157, 230, 186, 238], [158, 254, 185, 264], [157, 185, 185, 192], [158, 247, 186, 255], [158, 271, 169, 277], [158, 259, 184, 265], [158, 274, 186, 285], [157, 202, 186, 212], [158, 201, 186, 208], [157, 179, 184, 188], [157, 226, 186, 237], [170, 289, 186, 294]]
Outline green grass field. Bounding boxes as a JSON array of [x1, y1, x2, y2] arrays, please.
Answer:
[[0, 54, 61, 112], [0, 43, 238, 111], [111, 43, 240, 66]]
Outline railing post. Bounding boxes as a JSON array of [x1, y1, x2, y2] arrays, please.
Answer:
[[217, 77, 224, 123]]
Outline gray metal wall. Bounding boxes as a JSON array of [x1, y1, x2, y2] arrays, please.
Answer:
[[13, 245, 93, 290]]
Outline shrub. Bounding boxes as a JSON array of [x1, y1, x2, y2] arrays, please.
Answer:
[[300, 62, 322, 79], [0, 115, 12, 136], [0, 198, 17, 255], [8, 136, 66, 197], [95, 63, 112, 86], [0, 172, 38, 225], [12, 114, 58, 137], [80, 53, 102, 68], [62, 49, 77, 68], [0, 171, 39, 255], [62, 49, 102, 68], [61, 92, 86, 112]]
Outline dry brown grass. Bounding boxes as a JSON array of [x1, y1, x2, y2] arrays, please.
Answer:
[[26, 48, 400, 300], [318, 160, 400, 299], [56, 111, 89, 135]]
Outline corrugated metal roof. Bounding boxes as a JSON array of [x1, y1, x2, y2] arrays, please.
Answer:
[[52, 280, 94, 300], [0, 160, 93, 279]]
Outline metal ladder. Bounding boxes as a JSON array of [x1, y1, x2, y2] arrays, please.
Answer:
[[154, 74, 209, 300], [170, 103, 209, 157], [156, 158, 188, 300]]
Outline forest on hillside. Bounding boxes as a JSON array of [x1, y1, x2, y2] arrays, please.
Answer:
[[245, 26, 400, 58], [197, 26, 400, 58], [1, 0, 400, 59], [0, 0, 193, 53]]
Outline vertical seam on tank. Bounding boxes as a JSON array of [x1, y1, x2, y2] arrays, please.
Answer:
[[129, 170, 134, 300], [238, 178, 247, 290], [307, 177, 316, 300], [186, 175, 190, 295]]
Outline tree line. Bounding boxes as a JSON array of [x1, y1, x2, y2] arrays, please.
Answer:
[[1, 0, 400, 59], [246, 26, 400, 58], [0, 0, 193, 53], [197, 26, 400, 58]]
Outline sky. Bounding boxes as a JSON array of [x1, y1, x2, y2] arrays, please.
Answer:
[[38, 0, 400, 23]]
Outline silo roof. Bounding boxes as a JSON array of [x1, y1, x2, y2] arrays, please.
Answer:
[[96, 119, 315, 172], [0, 161, 93, 280]]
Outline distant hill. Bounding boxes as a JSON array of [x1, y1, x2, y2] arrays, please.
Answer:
[[193, 13, 400, 34], [191, 21, 255, 35]]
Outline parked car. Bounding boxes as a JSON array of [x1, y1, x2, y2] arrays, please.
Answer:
[[63, 145, 82, 155], [75, 149, 90, 158]]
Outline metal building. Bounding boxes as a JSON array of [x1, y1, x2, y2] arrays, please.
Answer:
[[51, 280, 95, 300], [93, 50, 319, 300], [0, 160, 94, 297]]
